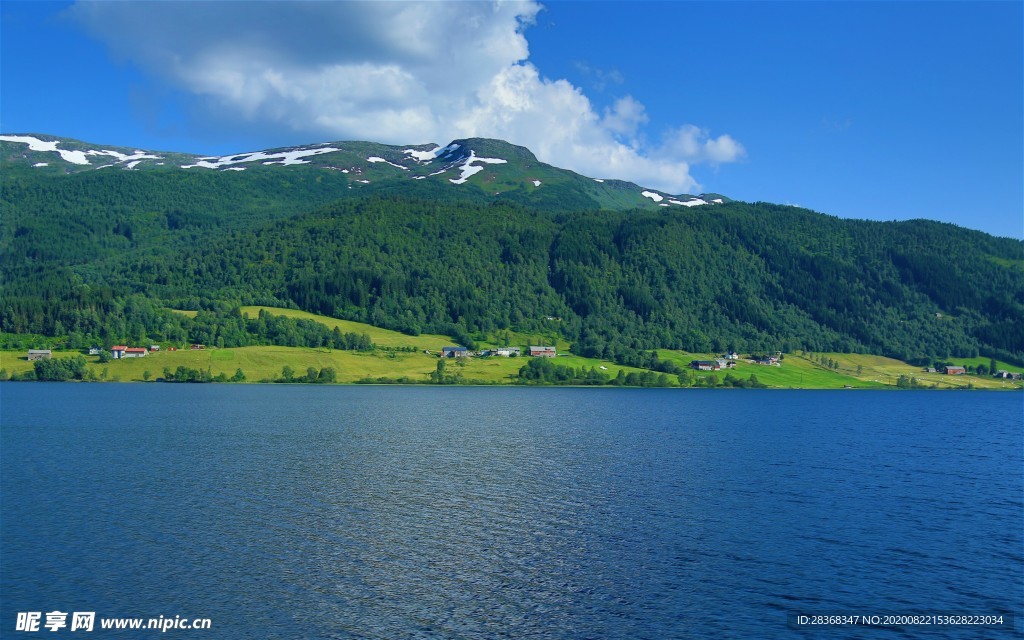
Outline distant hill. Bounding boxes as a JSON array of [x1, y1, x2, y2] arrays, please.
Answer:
[[0, 133, 726, 212], [2, 133, 1021, 366]]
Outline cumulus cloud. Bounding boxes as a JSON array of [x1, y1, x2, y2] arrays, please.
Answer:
[[67, 0, 743, 193], [658, 125, 747, 165]]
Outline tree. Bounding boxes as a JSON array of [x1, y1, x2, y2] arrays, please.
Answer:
[[677, 370, 692, 387], [143, 370, 152, 381], [33, 356, 87, 381], [747, 374, 766, 388], [231, 368, 246, 382], [281, 365, 294, 382], [430, 359, 447, 384]]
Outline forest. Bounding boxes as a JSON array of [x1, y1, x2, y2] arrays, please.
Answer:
[[2, 158, 1022, 367]]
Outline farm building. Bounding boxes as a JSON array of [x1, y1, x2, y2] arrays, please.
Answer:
[[944, 366, 966, 375], [529, 346, 556, 358], [27, 349, 52, 361], [441, 346, 468, 358]]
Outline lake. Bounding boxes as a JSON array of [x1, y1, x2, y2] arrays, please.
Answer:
[[1, 384, 1021, 638]]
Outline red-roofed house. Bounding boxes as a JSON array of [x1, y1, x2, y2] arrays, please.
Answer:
[[124, 347, 147, 358]]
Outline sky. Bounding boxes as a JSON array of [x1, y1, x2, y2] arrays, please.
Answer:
[[1, 1, 1021, 239]]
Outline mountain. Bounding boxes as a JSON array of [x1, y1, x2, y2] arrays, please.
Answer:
[[0, 134, 726, 212], [2, 133, 1022, 366]]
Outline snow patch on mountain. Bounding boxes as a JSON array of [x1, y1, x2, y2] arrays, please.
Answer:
[[182, 147, 339, 169], [1, 135, 87, 164], [449, 151, 508, 185], [645, 189, 718, 207], [87, 149, 161, 163], [1, 135, 161, 166], [367, 156, 408, 170], [403, 146, 447, 162]]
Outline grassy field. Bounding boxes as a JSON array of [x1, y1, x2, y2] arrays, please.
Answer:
[[239, 306, 453, 350], [0, 347, 650, 385], [790, 352, 1023, 390], [656, 350, 883, 389], [240, 306, 572, 353], [2, 307, 1019, 389], [656, 349, 1022, 390], [2, 346, 1020, 389]]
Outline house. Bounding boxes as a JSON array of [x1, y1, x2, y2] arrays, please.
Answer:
[[149, 345, 160, 352], [495, 347, 521, 357], [111, 345, 128, 359], [27, 349, 52, 361], [529, 346, 556, 358], [690, 360, 720, 371], [725, 352, 739, 360], [88, 346, 102, 355], [944, 365, 966, 375], [441, 346, 468, 358], [124, 347, 147, 358], [190, 344, 206, 350], [924, 367, 937, 373], [994, 370, 1022, 380]]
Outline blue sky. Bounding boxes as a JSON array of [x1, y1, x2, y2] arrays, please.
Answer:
[[2, 1, 1021, 238]]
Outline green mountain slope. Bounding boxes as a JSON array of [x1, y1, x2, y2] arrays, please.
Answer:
[[1, 134, 1021, 367]]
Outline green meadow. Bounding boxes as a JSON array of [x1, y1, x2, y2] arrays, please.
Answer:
[[238, 306, 453, 350], [1, 308, 1020, 389]]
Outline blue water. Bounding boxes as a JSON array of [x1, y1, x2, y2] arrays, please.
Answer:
[[2, 384, 1021, 638]]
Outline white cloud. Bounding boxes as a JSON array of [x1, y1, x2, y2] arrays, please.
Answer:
[[602, 96, 649, 140], [658, 125, 747, 165], [67, 0, 743, 194]]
